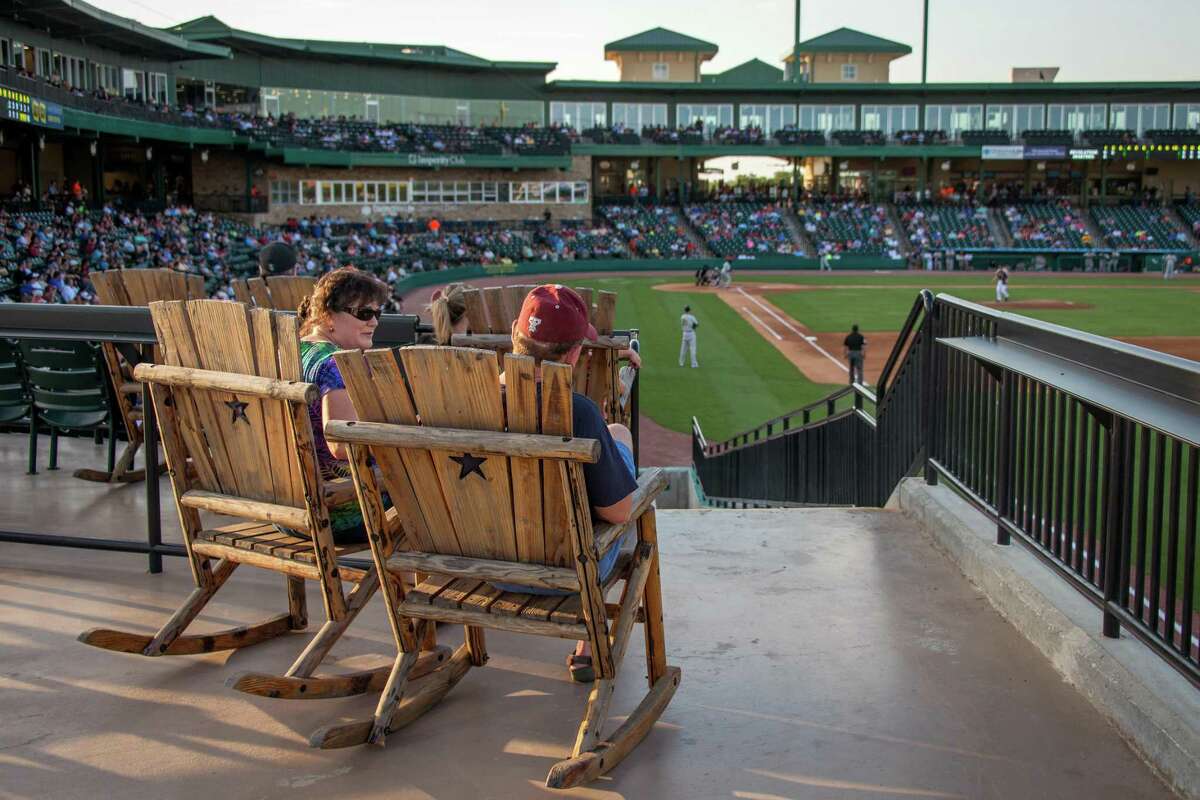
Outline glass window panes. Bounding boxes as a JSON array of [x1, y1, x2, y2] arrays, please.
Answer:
[[610, 103, 667, 130], [860, 105, 918, 135], [677, 104, 734, 133], [739, 105, 796, 135], [924, 105, 982, 136], [550, 101, 607, 129], [1110, 103, 1170, 135], [798, 105, 855, 133], [1047, 103, 1106, 133], [652, 63, 669, 80], [1175, 104, 1200, 130], [269, 181, 299, 205], [262, 88, 542, 126], [841, 64, 857, 80], [985, 104, 1045, 135]]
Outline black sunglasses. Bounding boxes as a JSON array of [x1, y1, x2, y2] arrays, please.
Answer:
[[338, 306, 382, 322]]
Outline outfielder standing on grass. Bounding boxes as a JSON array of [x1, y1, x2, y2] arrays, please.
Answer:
[[679, 305, 699, 368]]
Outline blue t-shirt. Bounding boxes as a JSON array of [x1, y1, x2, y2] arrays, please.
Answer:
[[571, 391, 637, 509]]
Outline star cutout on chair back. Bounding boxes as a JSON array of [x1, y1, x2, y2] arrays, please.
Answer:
[[450, 452, 487, 481], [224, 399, 250, 425]]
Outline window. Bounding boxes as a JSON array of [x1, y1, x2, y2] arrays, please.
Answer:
[[37, 48, 50, 77], [0, 41, 8, 71], [985, 104, 1045, 136], [841, 64, 858, 81], [860, 105, 918, 135], [924, 104, 982, 136], [1110, 103, 1170, 135], [550, 101, 607, 129], [797, 104, 855, 133], [121, 69, 143, 101], [269, 180, 300, 205], [738, 105, 796, 135], [1047, 103, 1106, 134], [611, 102, 667, 130], [365, 98, 379, 123], [147, 73, 168, 103], [652, 62, 669, 80], [676, 104, 734, 133], [262, 92, 280, 117], [510, 181, 589, 204], [1175, 104, 1200, 130]]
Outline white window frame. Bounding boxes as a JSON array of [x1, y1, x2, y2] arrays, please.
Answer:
[[611, 102, 667, 129], [841, 64, 858, 81], [1175, 104, 1200, 130], [1110, 103, 1170, 136], [798, 104, 855, 133], [262, 92, 280, 117], [985, 104, 1045, 136], [738, 104, 796, 136], [1047, 103, 1106, 133], [677, 104, 734, 133], [924, 104, 982, 137], [860, 105, 918, 135], [652, 62, 669, 80], [550, 101, 607, 129]]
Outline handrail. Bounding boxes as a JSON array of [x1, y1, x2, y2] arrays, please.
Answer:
[[876, 289, 934, 397], [707, 386, 857, 452]]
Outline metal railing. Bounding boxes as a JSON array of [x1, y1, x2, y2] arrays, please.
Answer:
[[692, 290, 1200, 687]]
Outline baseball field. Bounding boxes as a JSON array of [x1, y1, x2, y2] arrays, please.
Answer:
[[412, 270, 1200, 465]]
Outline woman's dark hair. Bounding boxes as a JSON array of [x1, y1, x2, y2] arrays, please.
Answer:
[[297, 267, 388, 334]]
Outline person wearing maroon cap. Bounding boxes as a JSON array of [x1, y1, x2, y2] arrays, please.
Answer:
[[495, 284, 639, 683]]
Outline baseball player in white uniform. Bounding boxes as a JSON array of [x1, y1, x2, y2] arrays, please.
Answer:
[[679, 305, 699, 368]]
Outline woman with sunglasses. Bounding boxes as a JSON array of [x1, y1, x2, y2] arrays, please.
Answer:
[[295, 267, 388, 544]]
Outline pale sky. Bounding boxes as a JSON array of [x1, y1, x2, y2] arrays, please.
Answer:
[[99, 0, 1200, 84]]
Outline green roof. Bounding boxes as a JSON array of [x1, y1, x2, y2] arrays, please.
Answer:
[[547, 78, 1200, 94], [0, 1, 230, 60], [167, 16, 554, 72], [794, 27, 912, 55], [704, 59, 783, 85], [604, 27, 718, 54]]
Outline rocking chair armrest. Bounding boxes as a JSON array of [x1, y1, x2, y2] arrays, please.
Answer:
[[594, 468, 668, 560], [132, 363, 316, 405]]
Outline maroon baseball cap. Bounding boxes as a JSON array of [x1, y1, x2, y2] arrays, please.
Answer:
[[516, 285, 597, 344]]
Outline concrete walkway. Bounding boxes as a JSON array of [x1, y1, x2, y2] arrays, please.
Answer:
[[0, 435, 1177, 799]]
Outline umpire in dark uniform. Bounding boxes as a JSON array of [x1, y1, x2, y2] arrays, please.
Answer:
[[843, 324, 866, 385]]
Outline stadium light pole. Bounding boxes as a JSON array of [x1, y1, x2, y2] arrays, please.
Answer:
[[792, 0, 801, 83], [921, 0, 929, 84]]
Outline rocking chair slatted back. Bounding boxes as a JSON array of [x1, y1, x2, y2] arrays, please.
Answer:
[[333, 345, 580, 567]]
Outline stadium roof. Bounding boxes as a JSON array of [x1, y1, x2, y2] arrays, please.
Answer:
[[604, 28, 719, 54], [0, 0, 230, 60], [167, 16, 555, 72], [547, 79, 1200, 94], [704, 59, 784, 85], [791, 27, 912, 56]]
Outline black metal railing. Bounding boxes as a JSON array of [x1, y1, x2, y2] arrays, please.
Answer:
[[692, 289, 1200, 687]]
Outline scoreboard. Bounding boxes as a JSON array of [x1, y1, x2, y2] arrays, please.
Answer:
[[0, 86, 64, 130], [1102, 143, 1200, 160]]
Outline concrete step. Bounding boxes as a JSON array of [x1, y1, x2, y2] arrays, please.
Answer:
[[782, 208, 816, 257], [676, 205, 715, 258], [988, 206, 1015, 247], [1165, 204, 1200, 248], [884, 202, 913, 256]]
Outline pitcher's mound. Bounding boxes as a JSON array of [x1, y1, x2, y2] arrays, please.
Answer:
[[985, 299, 1092, 310]]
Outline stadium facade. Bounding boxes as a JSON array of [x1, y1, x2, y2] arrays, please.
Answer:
[[2, 1, 1200, 234]]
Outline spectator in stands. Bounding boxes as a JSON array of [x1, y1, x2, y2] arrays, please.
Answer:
[[493, 284, 638, 684], [293, 267, 389, 544], [259, 240, 298, 277], [426, 282, 473, 343]]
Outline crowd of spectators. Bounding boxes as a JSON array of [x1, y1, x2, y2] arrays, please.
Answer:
[[1090, 204, 1191, 250], [711, 126, 765, 145], [796, 200, 903, 258], [899, 202, 995, 250], [598, 205, 698, 258], [1002, 201, 1092, 249], [685, 203, 799, 258]]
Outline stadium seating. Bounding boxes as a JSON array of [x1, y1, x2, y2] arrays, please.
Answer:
[[598, 204, 697, 258], [961, 130, 1011, 146], [1022, 129, 1075, 145], [1002, 202, 1092, 249], [1146, 129, 1200, 145], [796, 201, 901, 257], [899, 203, 996, 250], [1083, 129, 1135, 146], [832, 130, 885, 146], [684, 203, 799, 257], [712, 127, 766, 145], [1090, 205, 1190, 250], [896, 130, 948, 145], [1177, 203, 1200, 236], [776, 128, 827, 145]]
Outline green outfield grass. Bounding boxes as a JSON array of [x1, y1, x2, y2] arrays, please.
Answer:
[[535, 272, 1198, 441]]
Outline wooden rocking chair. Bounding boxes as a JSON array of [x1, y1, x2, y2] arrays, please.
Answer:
[[78, 300, 447, 699], [232, 275, 316, 311], [313, 345, 678, 789], [87, 268, 205, 482], [454, 285, 631, 426]]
